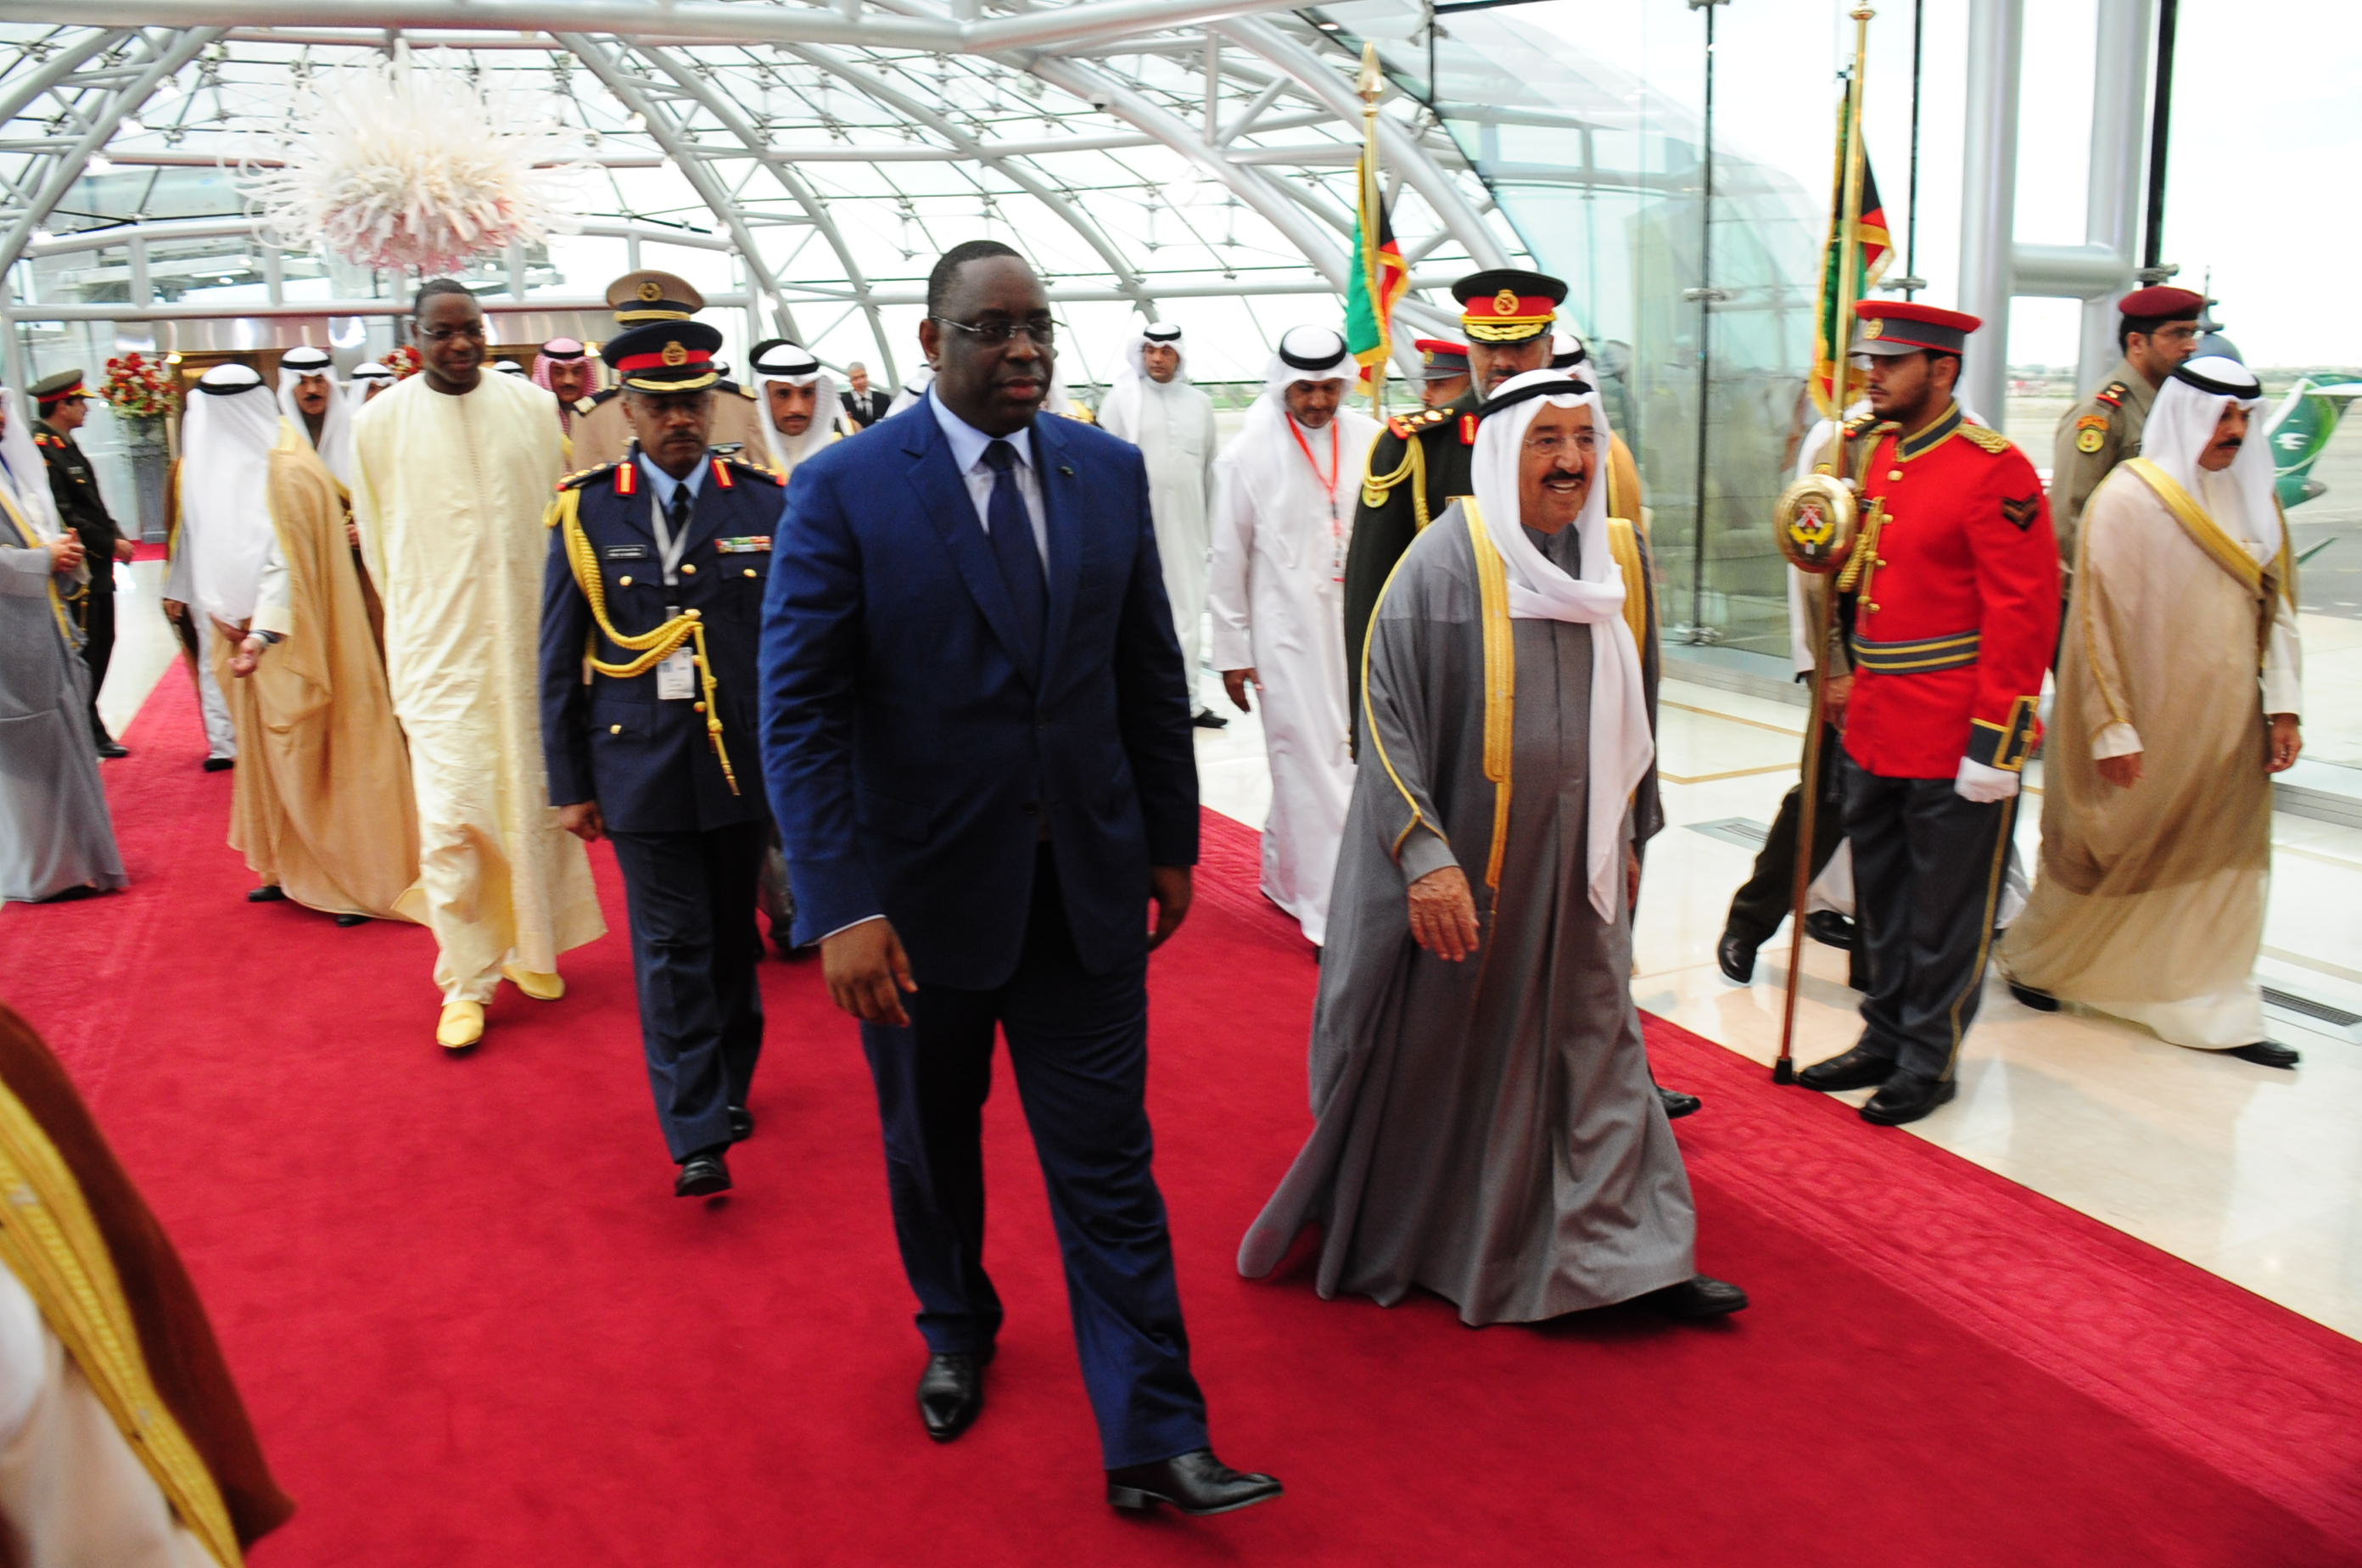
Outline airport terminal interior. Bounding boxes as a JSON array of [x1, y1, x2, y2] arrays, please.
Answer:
[[0, 2, 2358, 1563]]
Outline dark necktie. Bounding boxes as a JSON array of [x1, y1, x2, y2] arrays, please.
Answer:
[[667, 486, 691, 552], [982, 439, 1045, 668]]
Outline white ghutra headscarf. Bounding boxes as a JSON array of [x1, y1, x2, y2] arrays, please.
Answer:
[[0, 388, 65, 544], [275, 344, 355, 484], [2140, 355, 2280, 561], [748, 339, 837, 472], [1098, 322, 1184, 441], [1469, 367, 1654, 921], [182, 363, 285, 626]]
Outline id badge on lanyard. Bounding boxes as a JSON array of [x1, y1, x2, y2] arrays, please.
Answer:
[[650, 482, 697, 701]]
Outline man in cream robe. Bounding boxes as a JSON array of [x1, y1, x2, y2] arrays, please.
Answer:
[[1099, 323, 1222, 725], [350, 279, 603, 1050], [1206, 327, 1379, 946], [2001, 357, 2303, 1067], [221, 423, 420, 924], [1239, 370, 1740, 1325]]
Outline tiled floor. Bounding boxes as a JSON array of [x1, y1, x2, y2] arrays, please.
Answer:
[[1189, 662, 2362, 1341]]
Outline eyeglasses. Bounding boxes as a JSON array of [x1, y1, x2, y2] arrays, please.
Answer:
[[1521, 431, 1599, 456], [417, 323, 487, 343], [932, 315, 1056, 347]]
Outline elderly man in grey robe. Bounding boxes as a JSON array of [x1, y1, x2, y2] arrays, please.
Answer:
[[1238, 369, 1744, 1325], [0, 389, 126, 904]]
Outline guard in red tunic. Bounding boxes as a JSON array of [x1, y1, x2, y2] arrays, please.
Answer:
[[1796, 301, 2060, 1125]]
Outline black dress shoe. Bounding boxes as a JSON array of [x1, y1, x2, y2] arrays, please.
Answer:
[[1796, 1043, 1896, 1093], [1716, 931, 1756, 984], [917, 1350, 992, 1443], [1106, 1449, 1283, 1516], [1804, 910, 1857, 951], [203, 757, 234, 772], [95, 740, 128, 759], [728, 1104, 754, 1141], [1654, 1084, 1702, 1120], [246, 884, 286, 903], [1638, 1274, 1749, 1319], [2225, 1041, 2300, 1069], [1860, 1072, 1956, 1126], [674, 1150, 731, 1197], [1190, 707, 1229, 730], [334, 913, 368, 927], [2008, 981, 2061, 1013]]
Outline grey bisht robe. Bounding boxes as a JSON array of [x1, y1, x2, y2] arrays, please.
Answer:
[[0, 527, 126, 904], [1237, 503, 1693, 1324]]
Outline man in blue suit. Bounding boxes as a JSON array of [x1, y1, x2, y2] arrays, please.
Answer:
[[760, 241, 1280, 1517], [541, 320, 781, 1198]]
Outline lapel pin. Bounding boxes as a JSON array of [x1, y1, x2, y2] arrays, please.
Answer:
[[1058, 464, 1075, 477]]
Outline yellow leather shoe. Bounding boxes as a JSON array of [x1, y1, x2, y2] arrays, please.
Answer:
[[436, 1000, 485, 1051], [501, 966, 565, 1002]]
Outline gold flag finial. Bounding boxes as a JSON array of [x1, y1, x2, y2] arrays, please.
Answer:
[[1357, 41, 1384, 106]]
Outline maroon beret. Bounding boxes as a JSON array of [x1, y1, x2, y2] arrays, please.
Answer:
[[2117, 285, 2204, 320]]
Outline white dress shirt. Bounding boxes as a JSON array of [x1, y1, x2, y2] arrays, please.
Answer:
[[928, 389, 1049, 567]]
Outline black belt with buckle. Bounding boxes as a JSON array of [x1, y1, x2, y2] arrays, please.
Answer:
[[1850, 630, 1980, 674]]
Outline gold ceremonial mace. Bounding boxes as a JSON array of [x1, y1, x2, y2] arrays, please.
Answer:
[[1357, 41, 1387, 415], [1768, 2, 1876, 1085]]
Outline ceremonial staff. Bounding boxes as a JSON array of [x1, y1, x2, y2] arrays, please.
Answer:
[[1769, 3, 1877, 1084]]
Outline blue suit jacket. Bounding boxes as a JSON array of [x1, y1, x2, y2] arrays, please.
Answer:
[[758, 399, 1198, 989], [540, 451, 781, 835]]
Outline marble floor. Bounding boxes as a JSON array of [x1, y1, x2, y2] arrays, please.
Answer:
[[1187, 661, 2362, 1342]]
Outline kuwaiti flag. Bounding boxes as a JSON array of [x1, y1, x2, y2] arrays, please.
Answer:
[[1811, 89, 1894, 415], [1346, 147, 1410, 393]]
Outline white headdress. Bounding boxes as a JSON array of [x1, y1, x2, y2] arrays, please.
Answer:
[[1469, 367, 1655, 921], [493, 359, 529, 377], [748, 339, 837, 472], [1098, 321, 1184, 441], [350, 361, 395, 384], [2141, 355, 2280, 559], [182, 363, 285, 626], [0, 389, 64, 543], [886, 361, 932, 418], [275, 344, 355, 483], [1226, 326, 1357, 502]]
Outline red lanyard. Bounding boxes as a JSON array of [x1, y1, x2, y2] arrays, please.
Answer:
[[1287, 416, 1342, 520]]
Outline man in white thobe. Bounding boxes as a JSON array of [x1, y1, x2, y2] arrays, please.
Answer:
[[164, 367, 280, 771], [350, 278, 604, 1051], [1206, 327, 1380, 946], [747, 339, 842, 477], [1099, 322, 1223, 727]]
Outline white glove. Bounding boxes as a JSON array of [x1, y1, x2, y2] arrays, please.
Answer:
[[1954, 757, 2020, 804]]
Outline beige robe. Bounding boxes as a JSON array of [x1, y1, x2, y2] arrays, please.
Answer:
[[2001, 461, 2301, 1049], [350, 372, 603, 1001], [213, 424, 421, 921]]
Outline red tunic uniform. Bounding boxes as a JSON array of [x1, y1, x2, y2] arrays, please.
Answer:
[[1833, 404, 2060, 779]]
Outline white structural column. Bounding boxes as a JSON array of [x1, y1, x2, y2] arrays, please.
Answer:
[[2074, 0, 2154, 391], [1956, 0, 2024, 424]]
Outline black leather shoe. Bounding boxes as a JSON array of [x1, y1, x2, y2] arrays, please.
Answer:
[[917, 1350, 992, 1443], [1654, 1084, 1702, 1120], [1860, 1072, 1956, 1126], [334, 913, 368, 927], [246, 884, 286, 903], [1639, 1274, 1749, 1319], [1796, 1043, 1896, 1093], [1804, 910, 1856, 950], [2008, 981, 2061, 1013], [1716, 931, 1756, 984], [728, 1104, 754, 1141], [1106, 1449, 1283, 1516], [674, 1151, 731, 1197], [2225, 1041, 2300, 1069], [95, 740, 128, 759], [203, 757, 234, 772], [1190, 707, 1229, 730]]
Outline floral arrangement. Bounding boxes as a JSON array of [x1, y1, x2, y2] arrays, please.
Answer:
[[238, 46, 591, 275], [98, 352, 182, 419], [383, 344, 423, 380]]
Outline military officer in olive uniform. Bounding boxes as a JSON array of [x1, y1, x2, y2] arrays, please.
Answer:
[[32, 371, 132, 759], [2047, 284, 2206, 575], [565, 271, 770, 466], [540, 319, 783, 1199]]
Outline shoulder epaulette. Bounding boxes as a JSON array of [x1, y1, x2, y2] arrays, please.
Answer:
[[572, 396, 600, 415], [1842, 411, 1883, 438], [1961, 423, 2012, 455], [721, 454, 787, 486], [1385, 415, 1420, 440], [2092, 380, 2128, 410], [736, 383, 758, 400], [555, 461, 624, 493], [1459, 412, 1479, 445], [587, 387, 620, 407], [34, 432, 61, 448]]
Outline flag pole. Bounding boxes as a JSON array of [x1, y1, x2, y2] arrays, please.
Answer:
[[1357, 42, 1387, 413], [1775, 2, 1875, 1085]]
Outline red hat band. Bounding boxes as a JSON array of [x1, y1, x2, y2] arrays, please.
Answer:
[[614, 342, 712, 373]]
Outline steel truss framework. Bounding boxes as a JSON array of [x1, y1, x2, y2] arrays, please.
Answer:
[[0, 3, 1526, 385]]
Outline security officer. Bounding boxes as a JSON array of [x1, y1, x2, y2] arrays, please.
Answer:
[[31, 370, 132, 759], [1796, 300, 2060, 1126], [2048, 283, 2205, 573], [539, 318, 784, 1198], [565, 270, 770, 464], [1413, 338, 1469, 408]]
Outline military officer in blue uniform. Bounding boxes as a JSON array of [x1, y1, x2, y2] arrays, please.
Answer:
[[539, 319, 784, 1197]]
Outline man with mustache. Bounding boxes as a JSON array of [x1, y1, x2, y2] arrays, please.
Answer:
[[531, 338, 602, 438], [2001, 357, 2303, 1067], [760, 239, 1279, 1517], [2048, 285, 2206, 576]]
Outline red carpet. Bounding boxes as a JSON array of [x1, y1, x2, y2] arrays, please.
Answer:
[[5, 675, 2360, 1565]]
